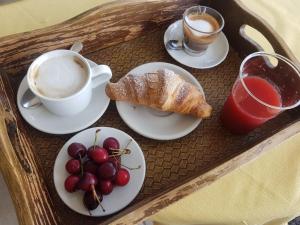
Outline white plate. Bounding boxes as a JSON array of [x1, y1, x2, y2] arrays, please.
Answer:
[[17, 59, 110, 135], [53, 127, 146, 216], [164, 20, 229, 69], [116, 62, 203, 140]]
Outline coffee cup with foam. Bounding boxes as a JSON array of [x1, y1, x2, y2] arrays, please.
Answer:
[[27, 49, 112, 116], [183, 6, 224, 56]]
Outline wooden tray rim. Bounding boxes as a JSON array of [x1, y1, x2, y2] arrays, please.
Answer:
[[0, 0, 299, 225]]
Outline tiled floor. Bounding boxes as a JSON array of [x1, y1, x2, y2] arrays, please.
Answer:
[[0, 174, 18, 225], [289, 217, 300, 225]]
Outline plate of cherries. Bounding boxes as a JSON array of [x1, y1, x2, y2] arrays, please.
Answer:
[[53, 127, 146, 216]]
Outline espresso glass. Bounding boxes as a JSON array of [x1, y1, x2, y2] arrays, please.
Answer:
[[183, 6, 224, 56], [221, 52, 300, 134]]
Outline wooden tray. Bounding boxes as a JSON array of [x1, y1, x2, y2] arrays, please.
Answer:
[[0, 1, 299, 225]]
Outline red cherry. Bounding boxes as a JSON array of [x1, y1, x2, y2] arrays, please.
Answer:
[[87, 145, 100, 156], [83, 190, 102, 211], [78, 172, 98, 192], [65, 159, 81, 174], [83, 160, 98, 174], [83, 190, 105, 212], [68, 143, 87, 159], [108, 156, 121, 170], [88, 147, 109, 164], [64, 175, 80, 192], [97, 161, 117, 180], [114, 168, 130, 186], [103, 137, 120, 154], [98, 180, 113, 195]]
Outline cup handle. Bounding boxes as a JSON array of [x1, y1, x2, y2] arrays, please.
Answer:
[[91, 65, 112, 88]]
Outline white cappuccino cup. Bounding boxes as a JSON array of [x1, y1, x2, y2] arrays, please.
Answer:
[[27, 50, 112, 116]]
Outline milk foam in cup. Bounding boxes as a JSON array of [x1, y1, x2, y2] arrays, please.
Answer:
[[27, 50, 112, 116], [31, 55, 88, 99]]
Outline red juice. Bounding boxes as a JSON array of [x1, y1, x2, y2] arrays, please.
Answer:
[[221, 76, 282, 134]]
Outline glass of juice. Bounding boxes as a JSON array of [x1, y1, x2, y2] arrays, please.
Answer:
[[221, 52, 300, 134]]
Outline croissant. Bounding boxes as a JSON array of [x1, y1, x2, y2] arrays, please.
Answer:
[[105, 69, 212, 118]]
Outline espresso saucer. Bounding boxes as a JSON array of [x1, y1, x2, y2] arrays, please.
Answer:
[[17, 59, 110, 135], [164, 20, 229, 69], [116, 62, 203, 140]]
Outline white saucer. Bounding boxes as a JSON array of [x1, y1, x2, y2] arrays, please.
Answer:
[[116, 62, 203, 140], [53, 127, 146, 216], [17, 59, 110, 135], [164, 20, 229, 69]]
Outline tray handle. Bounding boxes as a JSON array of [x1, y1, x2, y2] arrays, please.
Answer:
[[239, 25, 271, 53], [0, 112, 35, 225]]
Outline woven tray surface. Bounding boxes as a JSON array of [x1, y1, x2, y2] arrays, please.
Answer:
[[5, 30, 293, 224]]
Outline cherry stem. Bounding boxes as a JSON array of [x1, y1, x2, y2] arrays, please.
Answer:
[[121, 164, 141, 170], [93, 129, 101, 151], [112, 155, 119, 160], [92, 186, 105, 212], [98, 202, 105, 212], [125, 139, 132, 149], [110, 148, 131, 155], [92, 186, 99, 203], [108, 139, 132, 157], [112, 155, 121, 163]]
